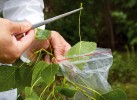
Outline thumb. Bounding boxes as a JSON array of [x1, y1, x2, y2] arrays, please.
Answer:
[[10, 21, 32, 34]]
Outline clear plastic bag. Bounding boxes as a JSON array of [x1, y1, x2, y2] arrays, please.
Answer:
[[59, 48, 113, 99]]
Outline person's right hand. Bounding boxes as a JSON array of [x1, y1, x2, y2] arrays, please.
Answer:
[[0, 18, 35, 64]]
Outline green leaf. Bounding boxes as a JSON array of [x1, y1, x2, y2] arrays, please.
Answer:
[[124, 0, 137, 8], [35, 28, 51, 40], [56, 67, 64, 76], [15, 67, 32, 92], [66, 41, 97, 57], [0, 65, 32, 92], [31, 61, 48, 85], [130, 37, 137, 45], [25, 87, 39, 100], [0, 66, 16, 92], [41, 64, 59, 85], [55, 86, 77, 97], [65, 41, 97, 70], [98, 89, 127, 100], [111, 11, 127, 23]]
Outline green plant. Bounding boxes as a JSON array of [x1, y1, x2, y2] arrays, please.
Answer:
[[0, 28, 127, 100], [0, 4, 127, 99]]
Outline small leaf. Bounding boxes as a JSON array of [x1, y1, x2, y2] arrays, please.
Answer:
[[31, 61, 48, 85], [35, 28, 51, 40], [41, 64, 59, 85], [55, 86, 77, 97]]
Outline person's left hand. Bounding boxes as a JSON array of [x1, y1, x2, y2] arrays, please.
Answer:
[[26, 31, 71, 63]]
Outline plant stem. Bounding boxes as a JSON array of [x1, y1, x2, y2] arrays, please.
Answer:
[[46, 83, 56, 100], [39, 85, 49, 100], [46, 91, 52, 100], [34, 49, 42, 65], [30, 77, 41, 95], [68, 79, 106, 100], [67, 80, 96, 100], [78, 3, 83, 55], [62, 77, 66, 86], [78, 75, 101, 96], [41, 48, 53, 56]]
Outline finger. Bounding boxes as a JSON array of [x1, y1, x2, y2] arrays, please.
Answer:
[[64, 42, 71, 54], [10, 21, 32, 34], [0, 58, 16, 64], [18, 29, 35, 53], [44, 55, 51, 64], [50, 31, 65, 57], [52, 56, 65, 63]]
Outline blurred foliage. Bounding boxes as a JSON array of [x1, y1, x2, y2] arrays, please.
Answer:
[[108, 49, 137, 100], [44, 0, 137, 50], [109, 49, 137, 83], [44, 0, 104, 46], [111, 0, 137, 50]]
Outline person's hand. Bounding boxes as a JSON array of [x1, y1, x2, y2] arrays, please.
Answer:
[[0, 18, 35, 64], [26, 31, 71, 63]]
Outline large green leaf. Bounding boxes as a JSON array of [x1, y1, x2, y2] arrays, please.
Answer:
[[0, 65, 32, 92], [98, 89, 127, 100], [0, 66, 16, 92], [31, 61, 48, 85], [55, 86, 77, 98], [15, 67, 32, 92], [35, 28, 51, 40], [66, 41, 97, 57], [65, 41, 97, 70], [41, 64, 59, 85]]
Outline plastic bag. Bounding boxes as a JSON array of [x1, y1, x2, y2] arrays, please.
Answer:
[[59, 48, 113, 99]]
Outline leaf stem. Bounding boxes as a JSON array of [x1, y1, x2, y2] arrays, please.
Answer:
[[78, 75, 102, 96], [67, 80, 96, 100], [46, 91, 52, 100], [46, 83, 56, 100], [30, 77, 41, 95], [41, 48, 53, 56], [39, 85, 49, 100]]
